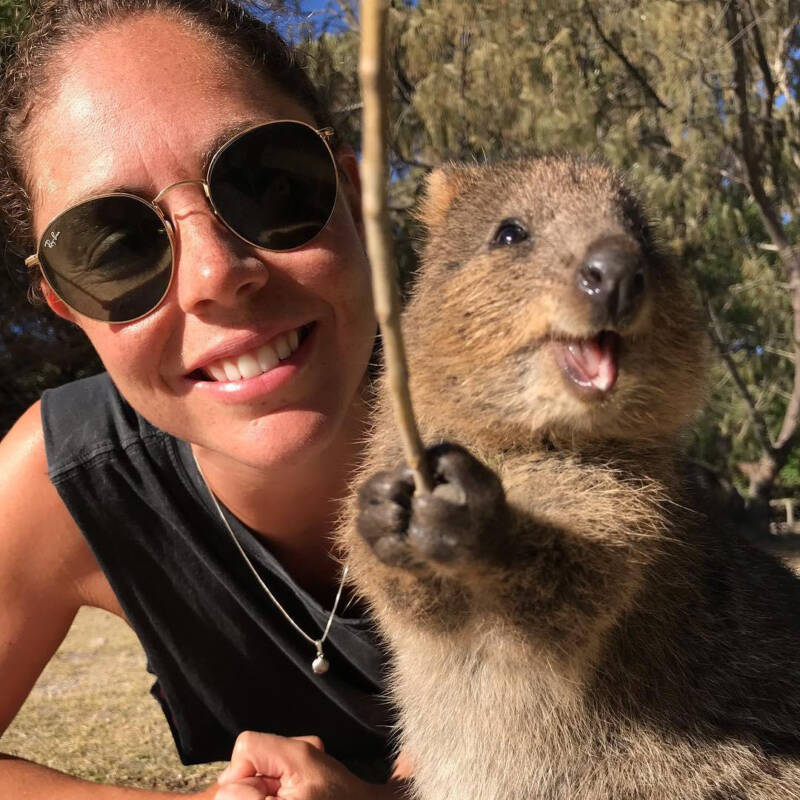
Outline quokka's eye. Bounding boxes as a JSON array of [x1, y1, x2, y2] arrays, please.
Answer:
[[491, 219, 529, 247]]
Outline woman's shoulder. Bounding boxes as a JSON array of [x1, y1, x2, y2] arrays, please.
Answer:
[[41, 372, 171, 479], [0, 402, 119, 720], [0, 398, 104, 590]]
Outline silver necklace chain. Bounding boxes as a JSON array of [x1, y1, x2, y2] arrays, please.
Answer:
[[192, 451, 349, 675]]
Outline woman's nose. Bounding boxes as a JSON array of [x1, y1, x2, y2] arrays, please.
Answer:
[[164, 193, 270, 315]]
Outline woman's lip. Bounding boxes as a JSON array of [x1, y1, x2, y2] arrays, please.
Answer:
[[184, 322, 310, 377], [182, 323, 316, 405]]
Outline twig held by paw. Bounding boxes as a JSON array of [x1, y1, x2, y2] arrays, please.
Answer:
[[359, 0, 433, 494]]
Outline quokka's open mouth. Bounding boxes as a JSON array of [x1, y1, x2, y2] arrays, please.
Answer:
[[554, 331, 621, 396]]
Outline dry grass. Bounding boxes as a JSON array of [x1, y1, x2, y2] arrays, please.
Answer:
[[1, 607, 224, 792], [5, 543, 796, 794]]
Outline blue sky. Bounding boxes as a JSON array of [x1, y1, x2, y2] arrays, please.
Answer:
[[299, 0, 331, 11], [295, 1, 344, 32], [255, 1, 353, 37]]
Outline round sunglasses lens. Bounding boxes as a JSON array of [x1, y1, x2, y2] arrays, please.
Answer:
[[37, 195, 172, 322], [208, 121, 337, 251]]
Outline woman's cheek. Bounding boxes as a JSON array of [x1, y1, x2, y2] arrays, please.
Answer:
[[79, 314, 173, 396]]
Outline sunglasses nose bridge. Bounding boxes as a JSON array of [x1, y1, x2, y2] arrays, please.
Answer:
[[152, 178, 211, 210]]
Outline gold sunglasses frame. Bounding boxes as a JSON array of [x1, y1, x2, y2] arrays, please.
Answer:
[[25, 120, 338, 324]]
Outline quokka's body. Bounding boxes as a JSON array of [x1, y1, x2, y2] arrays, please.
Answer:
[[341, 158, 800, 799]]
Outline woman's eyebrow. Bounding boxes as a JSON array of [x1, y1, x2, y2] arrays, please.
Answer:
[[197, 118, 267, 172], [41, 120, 272, 214]]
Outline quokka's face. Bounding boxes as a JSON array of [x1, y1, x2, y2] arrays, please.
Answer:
[[403, 157, 709, 442]]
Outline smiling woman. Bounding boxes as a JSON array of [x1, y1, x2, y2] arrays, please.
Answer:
[[0, 2, 405, 800]]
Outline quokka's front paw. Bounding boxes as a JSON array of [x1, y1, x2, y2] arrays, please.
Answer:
[[356, 443, 508, 568]]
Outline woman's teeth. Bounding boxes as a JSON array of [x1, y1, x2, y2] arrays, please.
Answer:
[[204, 329, 301, 382]]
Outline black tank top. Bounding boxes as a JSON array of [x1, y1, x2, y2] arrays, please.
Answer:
[[41, 373, 394, 779]]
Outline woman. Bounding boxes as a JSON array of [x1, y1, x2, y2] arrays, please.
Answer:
[[0, 1, 405, 797]]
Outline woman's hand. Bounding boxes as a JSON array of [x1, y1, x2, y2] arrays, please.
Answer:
[[210, 732, 408, 800]]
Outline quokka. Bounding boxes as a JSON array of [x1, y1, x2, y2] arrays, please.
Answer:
[[342, 157, 800, 799]]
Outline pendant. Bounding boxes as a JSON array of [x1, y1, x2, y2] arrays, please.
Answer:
[[312, 654, 330, 675], [312, 641, 329, 675]]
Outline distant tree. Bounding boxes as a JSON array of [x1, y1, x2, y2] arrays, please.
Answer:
[[0, 0, 29, 30], [303, 0, 800, 527], [1, 0, 798, 528], [0, 0, 102, 436]]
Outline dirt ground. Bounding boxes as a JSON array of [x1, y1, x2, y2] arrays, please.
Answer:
[[3, 537, 798, 793], [0, 607, 223, 792], [749, 530, 800, 574]]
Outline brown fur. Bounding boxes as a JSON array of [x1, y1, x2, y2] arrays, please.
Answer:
[[340, 157, 800, 799]]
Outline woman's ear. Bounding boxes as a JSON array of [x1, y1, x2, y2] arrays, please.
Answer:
[[41, 281, 77, 323], [335, 146, 365, 239]]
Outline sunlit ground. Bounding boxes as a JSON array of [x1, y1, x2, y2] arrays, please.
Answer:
[[1, 607, 223, 791]]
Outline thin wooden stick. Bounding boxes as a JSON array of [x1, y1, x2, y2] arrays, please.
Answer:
[[358, 0, 433, 494]]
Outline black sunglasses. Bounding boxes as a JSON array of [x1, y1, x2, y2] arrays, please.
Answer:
[[26, 120, 339, 323]]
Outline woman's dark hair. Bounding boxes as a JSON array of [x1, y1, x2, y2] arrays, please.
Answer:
[[0, 0, 333, 298]]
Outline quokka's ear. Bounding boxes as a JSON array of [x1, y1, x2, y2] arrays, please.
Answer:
[[415, 164, 469, 228]]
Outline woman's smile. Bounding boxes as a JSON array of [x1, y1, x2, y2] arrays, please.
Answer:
[[180, 320, 317, 405]]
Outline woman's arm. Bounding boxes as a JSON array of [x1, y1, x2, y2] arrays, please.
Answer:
[[0, 403, 217, 799], [0, 404, 403, 800]]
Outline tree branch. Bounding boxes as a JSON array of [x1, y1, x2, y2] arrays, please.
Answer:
[[705, 300, 775, 456], [359, 0, 433, 494], [743, 0, 776, 114], [723, 0, 800, 501], [391, 44, 415, 106], [334, 0, 359, 32], [583, 2, 672, 112], [724, 2, 793, 251], [742, 0, 784, 196]]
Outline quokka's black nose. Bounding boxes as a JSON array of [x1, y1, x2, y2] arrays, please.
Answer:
[[576, 238, 646, 327]]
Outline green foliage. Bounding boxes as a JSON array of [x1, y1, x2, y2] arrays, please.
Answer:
[[303, 0, 800, 499], [0, 0, 101, 436], [0, 0, 798, 504], [0, 0, 30, 34], [778, 449, 800, 490]]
